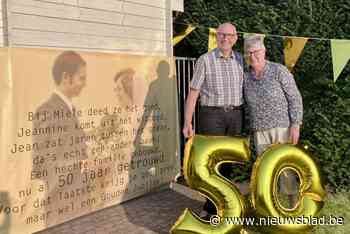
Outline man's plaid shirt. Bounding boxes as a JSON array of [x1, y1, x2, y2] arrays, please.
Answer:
[[190, 48, 244, 106]]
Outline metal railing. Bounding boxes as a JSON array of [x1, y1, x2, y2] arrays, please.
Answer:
[[175, 57, 198, 162]]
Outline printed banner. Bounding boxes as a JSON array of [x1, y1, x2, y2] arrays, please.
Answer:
[[284, 37, 309, 71], [0, 48, 180, 234], [331, 39, 350, 82]]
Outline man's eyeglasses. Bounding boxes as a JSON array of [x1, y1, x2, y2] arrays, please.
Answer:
[[217, 32, 237, 39]]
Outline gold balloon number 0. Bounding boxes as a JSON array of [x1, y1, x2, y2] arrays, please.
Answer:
[[171, 135, 326, 234]]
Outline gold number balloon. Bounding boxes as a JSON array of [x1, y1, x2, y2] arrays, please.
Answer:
[[171, 136, 326, 234], [251, 144, 326, 233], [171, 135, 251, 234]]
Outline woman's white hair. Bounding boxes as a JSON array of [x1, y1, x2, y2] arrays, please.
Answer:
[[244, 34, 265, 52]]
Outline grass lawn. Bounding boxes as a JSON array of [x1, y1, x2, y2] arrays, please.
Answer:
[[243, 191, 349, 234], [313, 192, 349, 234]]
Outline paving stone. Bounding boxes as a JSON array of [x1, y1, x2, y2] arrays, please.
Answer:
[[36, 188, 203, 234]]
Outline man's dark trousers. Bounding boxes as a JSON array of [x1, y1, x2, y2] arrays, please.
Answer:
[[198, 105, 243, 215]]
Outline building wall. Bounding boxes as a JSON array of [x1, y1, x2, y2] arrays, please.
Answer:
[[0, 0, 5, 46], [2, 0, 178, 55]]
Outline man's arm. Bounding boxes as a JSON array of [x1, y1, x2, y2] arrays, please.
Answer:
[[182, 88, 200, 138], [183, 55, 206, 138]]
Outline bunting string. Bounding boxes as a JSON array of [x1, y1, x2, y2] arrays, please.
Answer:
[[173, 21, 349, 41], [173, 21, 349, 81]]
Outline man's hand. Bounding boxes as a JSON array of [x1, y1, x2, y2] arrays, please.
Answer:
[[182, 122, 194, 138], [182, 89, 199, 139], [289, 125, 300, 145]]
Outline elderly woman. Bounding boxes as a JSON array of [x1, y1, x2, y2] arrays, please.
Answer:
[[244, 35, 303, 155], [243, 35, 303, 206]]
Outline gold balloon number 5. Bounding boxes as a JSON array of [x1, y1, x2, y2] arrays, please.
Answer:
[[171, 135, 326, 234]]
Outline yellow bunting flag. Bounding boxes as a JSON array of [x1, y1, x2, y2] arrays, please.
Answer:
[[284, 37, 309, 71], [331, 39, 350, 82], [172, 25, 196, 46], [208, 28, 217, 51]]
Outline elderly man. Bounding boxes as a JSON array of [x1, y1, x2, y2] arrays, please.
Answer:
[[182, 22, 244, 218], [244, 35, 303, 205]]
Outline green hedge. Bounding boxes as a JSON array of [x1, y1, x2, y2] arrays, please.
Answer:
[[175, 0, 350, 190]]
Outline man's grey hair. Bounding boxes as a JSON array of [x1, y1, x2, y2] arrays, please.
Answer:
[[244, 34, 265, 52], [217, 22, 236, 31]]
